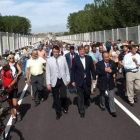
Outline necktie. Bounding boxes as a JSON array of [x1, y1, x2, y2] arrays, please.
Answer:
[[106, 63, 110, 82], [71, 54, 73, 69], [56, 58, 61, 79]]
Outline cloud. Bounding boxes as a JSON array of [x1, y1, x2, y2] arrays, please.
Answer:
[[0, 0, 88, 33]]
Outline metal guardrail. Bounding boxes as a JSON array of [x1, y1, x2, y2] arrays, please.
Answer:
[[56, 25, 140, 45], [0, 31, 44, 55]]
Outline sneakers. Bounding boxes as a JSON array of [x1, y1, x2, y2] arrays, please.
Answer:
[[12, 118, 17, 125], [17, 113, 22, 122]]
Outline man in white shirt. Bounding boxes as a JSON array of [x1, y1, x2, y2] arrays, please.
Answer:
[[123, 45, 140, 107]]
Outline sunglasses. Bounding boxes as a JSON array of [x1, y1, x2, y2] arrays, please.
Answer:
[[9, 58, 14, 59]]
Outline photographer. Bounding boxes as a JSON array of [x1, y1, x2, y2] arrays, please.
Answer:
[[0, 59, 21, 125]]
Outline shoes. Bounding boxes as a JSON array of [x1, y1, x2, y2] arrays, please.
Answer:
[[17, 113, 22, 122], [101, 107, 106, 111], [111, 112, 117, 117], [134, 97, 138, 103], [35, 102, 40, 107], [12, 118, 17, 125], [62, 109, 68, 114], [42, 98, 45, 102], [130, 103, 135, 107], [56, 114, 62, 120], [125, 92, 128, 97], [80, 114, 85, 118]]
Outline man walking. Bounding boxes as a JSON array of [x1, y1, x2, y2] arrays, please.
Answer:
[[26, 50, 46, 107], [46, 45, 70, 120], [71, 46, 96, 118], [65, 46, 78, 93], [96, 51, 117, 117], [123, 45, 140, 107]]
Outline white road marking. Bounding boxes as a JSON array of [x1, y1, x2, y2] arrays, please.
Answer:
[[4, 84, 29, 138], [106, 91, 140, 126]]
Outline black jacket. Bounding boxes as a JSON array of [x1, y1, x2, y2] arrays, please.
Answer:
[[71, 55, 96, 87], [96, 60, 117, 91]]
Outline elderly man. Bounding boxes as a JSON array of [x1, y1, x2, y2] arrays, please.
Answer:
[[123, 45, 140, 107], [26, 50, 46, 107], [46, 45, 70, 120], [96, 51, 117, 117]]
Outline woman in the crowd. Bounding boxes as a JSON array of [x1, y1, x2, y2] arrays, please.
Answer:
[[8, 55, 22, 78], [0, 59, 22, 125], [109, 44, 120, 86]]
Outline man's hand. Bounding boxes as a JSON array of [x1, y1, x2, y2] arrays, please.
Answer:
[[108, 68, 112, 73], [72, 82, 76, 87], [92, 80, 96, 83], [47, 85, 52, 91], [105, 67, 110, 72], [67, 82, 70, 85], [132, 57, 138, 63], [136, 65, 139, 68], [27, 79, 30, 84]]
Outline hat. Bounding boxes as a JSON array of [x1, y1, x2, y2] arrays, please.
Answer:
[[5, 49, 9, 53], [120, 43, 129, 49], [0, 59, 9, 67], [117, 39, 121, 41]]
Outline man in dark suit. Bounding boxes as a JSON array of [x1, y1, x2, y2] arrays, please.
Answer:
[[65, 46, 78, 93], [96, 51, 117, 117], [71, 46, 96, 118]]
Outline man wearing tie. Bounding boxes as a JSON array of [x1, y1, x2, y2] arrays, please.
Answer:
[[46, 45, 70, 120], [71, 46, 96, 118], [96, 51, 117, 117], [65, 46, 78, 93]]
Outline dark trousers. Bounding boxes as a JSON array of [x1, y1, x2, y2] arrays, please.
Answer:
[[77, 79, 91, 114], [31, 74, 44, 103], [52, 79, 67, 115]]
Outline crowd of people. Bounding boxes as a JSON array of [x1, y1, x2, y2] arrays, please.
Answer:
[[0, 38, 140, 125]]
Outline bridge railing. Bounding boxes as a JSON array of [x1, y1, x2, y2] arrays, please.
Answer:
[[56, 25, 140, 45], [0, 31, 44, 55]]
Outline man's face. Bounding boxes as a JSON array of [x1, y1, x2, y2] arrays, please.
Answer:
[[39, 47, 42, 51], [92, 47, 96, 52], [67, 45, 70, 51], [99, 46, 103, 53], [111, 41, 115, 46], [131, 41, 135, 45], [103, 53, 109, 63], [32, 51, 38, 59], [79, 48, 85, 57], [84, 47, 89, 54], [53, 49, 60, 58], [118, 41, 120, 44], [131, 47, 136, 54], [123, 46, 128, 52], [70, 49, 74, 54]]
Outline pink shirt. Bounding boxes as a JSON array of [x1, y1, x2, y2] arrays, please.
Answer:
[[37, 50, 47, 59]]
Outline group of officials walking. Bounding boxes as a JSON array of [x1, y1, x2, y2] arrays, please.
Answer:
[[0, 39, 140, 123]]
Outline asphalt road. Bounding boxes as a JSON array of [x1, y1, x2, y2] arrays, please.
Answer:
[[1, 74, 140, 140]]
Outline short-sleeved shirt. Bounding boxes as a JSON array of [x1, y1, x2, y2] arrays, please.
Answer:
[[87, 52, 96, 62], [26, 57, 46, 76]]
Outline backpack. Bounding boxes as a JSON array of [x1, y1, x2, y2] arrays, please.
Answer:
[[1, 69, 14, 91]]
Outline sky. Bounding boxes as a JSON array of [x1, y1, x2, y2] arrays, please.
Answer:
[[0, 0, 93, 33]]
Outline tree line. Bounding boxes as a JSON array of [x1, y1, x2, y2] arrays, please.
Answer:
[[0, 14, 31, 34], [67, 0, 140, 34]]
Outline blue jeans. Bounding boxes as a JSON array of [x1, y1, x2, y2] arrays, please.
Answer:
[[22, 71, 26, 79]]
